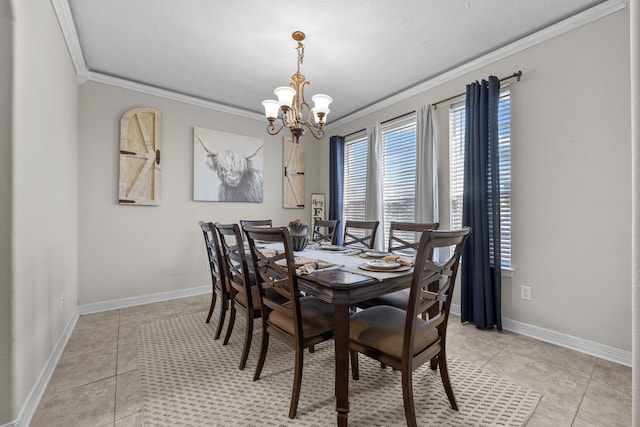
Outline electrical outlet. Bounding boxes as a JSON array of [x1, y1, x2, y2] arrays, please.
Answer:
[[60, 292, 65, 308], [520, 285, 532, 301]]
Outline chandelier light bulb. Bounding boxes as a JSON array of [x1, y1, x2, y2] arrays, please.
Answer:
[[312, 94, 332, 115], [274, 86, 296, 108], [262, 100, 280, 120]]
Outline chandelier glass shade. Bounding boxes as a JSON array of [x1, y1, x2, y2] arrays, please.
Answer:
[[262, 31, 332, 143]]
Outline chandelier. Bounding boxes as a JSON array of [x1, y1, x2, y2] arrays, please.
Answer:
[[262, 31, 332, 144]]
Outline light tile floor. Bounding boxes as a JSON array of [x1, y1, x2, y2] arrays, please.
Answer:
[[30, 294, 632, 426]]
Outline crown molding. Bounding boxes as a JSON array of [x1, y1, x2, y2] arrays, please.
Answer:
[[326, 0, 628, 130], [51, 0, 87, 77], [85, 71, 266, 121], [52, 0, 628, 126]]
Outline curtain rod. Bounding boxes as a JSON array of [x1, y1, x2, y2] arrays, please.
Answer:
[[341, 70, 522, 137], [432, 71, 522, 109]]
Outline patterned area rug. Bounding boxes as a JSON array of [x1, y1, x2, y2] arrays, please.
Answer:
[[138, 312, 541, 426]]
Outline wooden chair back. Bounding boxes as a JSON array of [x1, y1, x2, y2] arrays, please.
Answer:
[[198, 221, 229, 337], [312, 219, 339, 245], [343, 220, 379, 249], [244, 226, 304, 345], [215, 223, 253, 309], [388, 221, 440, 255]]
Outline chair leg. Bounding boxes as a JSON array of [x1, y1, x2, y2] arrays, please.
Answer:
[[430, 355, 438, 370], [214, 293, 227, 340], [223, 298, 236, 345], [206, 286, 217, 323], [438, 352, 458, 411], [350, 350, 359, 380], [289, 347, 304, 419], [309, 345, 315, 353], [239, 310, 254, 370], [401, 368, 417, 427], [253, 327, 269, 381]]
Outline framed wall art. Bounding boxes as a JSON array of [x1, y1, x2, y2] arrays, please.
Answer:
[[193, 127, 264, 202]]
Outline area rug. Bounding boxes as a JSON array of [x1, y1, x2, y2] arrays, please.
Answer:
[[137, 311, 541, 426]]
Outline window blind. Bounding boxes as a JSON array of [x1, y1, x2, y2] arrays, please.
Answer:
[[381, 115, 417, 245], [343, 131, 368, 222]]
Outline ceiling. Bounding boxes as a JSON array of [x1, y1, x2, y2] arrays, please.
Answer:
[[60, 0, 614, 125]]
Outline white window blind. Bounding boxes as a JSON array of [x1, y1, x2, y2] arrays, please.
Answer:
[[343, 132, 368, 222], [381, 115, 417, 245], [449, 89, 512, 268]]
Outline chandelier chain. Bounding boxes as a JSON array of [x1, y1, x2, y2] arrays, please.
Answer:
[[296, 41, 304, 75]]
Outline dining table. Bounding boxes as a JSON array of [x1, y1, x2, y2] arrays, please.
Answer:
[[282, 243, 416, 426]]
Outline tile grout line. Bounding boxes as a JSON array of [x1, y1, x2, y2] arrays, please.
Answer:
[[570, 358, 597, 426], [113, 309, 121, 426]]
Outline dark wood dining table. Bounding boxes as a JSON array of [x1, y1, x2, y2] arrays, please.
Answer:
[[293, 247, 415, 426]]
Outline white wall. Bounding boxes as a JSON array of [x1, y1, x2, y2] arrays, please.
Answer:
[[0, 0, 13, 422], [327, 9, 631, 351], [77, 82, 325, 304], [10, 0, 78, 422]]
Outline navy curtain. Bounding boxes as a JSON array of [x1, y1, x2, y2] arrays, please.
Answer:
[[461, 76, 502, 330], [329, 135, 345, 245]]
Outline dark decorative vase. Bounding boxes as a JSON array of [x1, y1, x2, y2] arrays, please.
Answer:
[[287, 223, 309, 251]]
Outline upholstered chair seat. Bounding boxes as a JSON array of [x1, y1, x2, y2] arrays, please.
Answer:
[[269, 297, 334, 338], [350, 306, 439, 361]]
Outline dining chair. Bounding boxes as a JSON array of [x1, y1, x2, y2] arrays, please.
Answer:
[[311, 219, 339, 245], [198, 221, 230, 340], [357, 222, 440, 311], [214, 223, 266, 370], [244, 225, 334, 419], [342, 220, 379, 249], [349, 226, 471, 427]]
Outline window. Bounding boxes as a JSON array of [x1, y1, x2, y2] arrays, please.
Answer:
[[343, 132, 368, 222], [342, 115, 417, 245], [449, 88, 512, 268]]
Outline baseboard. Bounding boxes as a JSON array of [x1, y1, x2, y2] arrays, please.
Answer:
[[77, 285, 210, 314], [7, 307, 80, 427], [450, 303, 632, 367]]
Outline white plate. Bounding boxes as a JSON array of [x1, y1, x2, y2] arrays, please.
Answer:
[[366, 260, 401, 270], [360, 251, 391, 259], [358, 262, 412, 273], [319, 245, 348, 251]]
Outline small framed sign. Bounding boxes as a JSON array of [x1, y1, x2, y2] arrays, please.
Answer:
[[310, 193, 326, 227]]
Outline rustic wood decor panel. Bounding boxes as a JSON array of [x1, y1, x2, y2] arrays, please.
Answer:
[[118, 107, 161, 205], [310, 193, 326, 227], [283, 136, 305, 208]]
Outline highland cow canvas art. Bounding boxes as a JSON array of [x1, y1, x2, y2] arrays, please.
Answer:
[[193, 127, 264, 202]]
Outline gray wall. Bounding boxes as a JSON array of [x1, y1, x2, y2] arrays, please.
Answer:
[[77, 82, 325, 304], [0, 0, 13, 422], [10, 0, 78, 421], [327, 9, 631, 351]]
